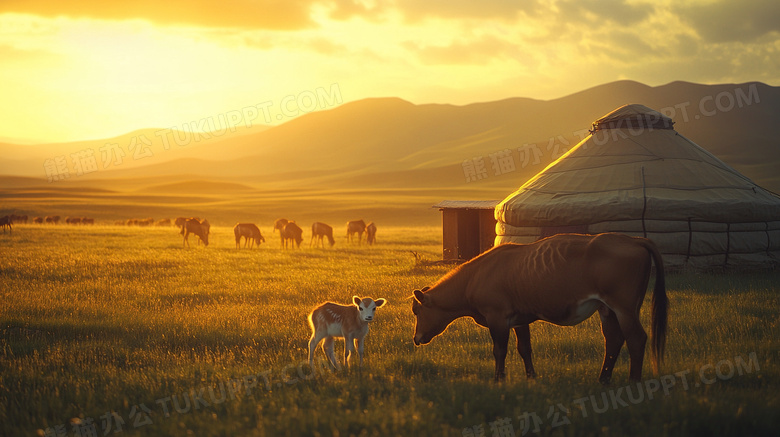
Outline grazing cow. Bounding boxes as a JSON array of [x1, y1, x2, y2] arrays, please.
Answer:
[[365, 222, 377, 246], [45, 215, 60, 224], [10, 214, 27, 224], [281, 222, 303, 249], [273, 218, 290, 248], [346, 219, 366, 245], [81, 217, 94, 225], [233, 223, 265, 249], [411, 233, 668, 383], [308, 296, 387, 368], [65, 217, 82, 225], [310, 222, 335, 248], [175, 216, 200, 230], [0, 215, 12, 234], [33, 217, 44, 224], [182, 218, 209, 247], [156, 218, 171, 227]]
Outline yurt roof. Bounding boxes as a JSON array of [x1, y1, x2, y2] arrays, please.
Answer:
[[495, 104, 780, 227]]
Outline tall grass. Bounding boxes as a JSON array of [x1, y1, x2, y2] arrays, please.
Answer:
[[1, 225, 778, 436]]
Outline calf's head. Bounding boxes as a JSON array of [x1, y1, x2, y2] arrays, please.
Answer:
[[353, 296, 386, 322]]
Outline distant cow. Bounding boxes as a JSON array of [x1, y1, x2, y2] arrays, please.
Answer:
[[10, 214, 27, 224], [311, 222, 335, 248], [65, 217, 82, 225], [366, 222, 377, 245], [45, 215, 60, 225], [33, 217, 44, 224], [0, 215, 12, 234], [81, 217, 94, 225], [234, 223, 265, 249], [182, 218, 209, 247], [282, 222, 303, 249], [156, 218, 171, 227], [346, 220, 367, 245], [175, 216, 199, 230], [273, 218, 290, 248]]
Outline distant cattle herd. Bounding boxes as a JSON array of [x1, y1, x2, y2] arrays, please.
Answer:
[[0, 213, 377, 248]]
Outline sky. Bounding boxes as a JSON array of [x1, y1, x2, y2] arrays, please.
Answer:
[[1, 0, 779, 144]]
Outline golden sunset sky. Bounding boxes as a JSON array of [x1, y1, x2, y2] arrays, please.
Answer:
[[1, 0, 778, 143]]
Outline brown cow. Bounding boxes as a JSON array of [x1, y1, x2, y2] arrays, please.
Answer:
[[81, 217, 94, 225], [156, 218, 171, 227], [273, 218, 290, 248], [10, 214, 27, 224], [411, 233, 668, 383], [281, 222, 303, 249], [234, 223, 265, 249], [365, 222, 377, 246], [65, 217, 81, 225], [310, 222, 335, 248], [45, 215, 60, 224], [0, 215, 12, 234], [182, 218, 209, 247], [33, 217, 44, 224], [346, 219, 366, 245]]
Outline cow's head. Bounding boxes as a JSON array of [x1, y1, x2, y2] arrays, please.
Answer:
[[353, 296, 386, 322], [411, 287, 451, 346]]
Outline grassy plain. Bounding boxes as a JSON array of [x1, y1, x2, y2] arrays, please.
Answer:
[[1, 224, 778, 436]]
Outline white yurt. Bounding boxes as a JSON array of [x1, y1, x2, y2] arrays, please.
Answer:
[[494, 104, 780, 270]]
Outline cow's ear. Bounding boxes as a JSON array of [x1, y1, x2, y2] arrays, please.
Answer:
[[374, 298, 386, 308], [353, 296, 362, 306], [421, 286, 431, 292], [413, 289, 430, 306]]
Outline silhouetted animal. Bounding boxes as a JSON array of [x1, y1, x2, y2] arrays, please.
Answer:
[[233, 223, 265, 249], [182, 218, 209, 247], [310, 222, 335, 248], [274, 218, 290, 248], [281, 222, 303, 249], [366, 222, 377, 245], [0, 215, 12, 234], [346, 220, 366, 244]]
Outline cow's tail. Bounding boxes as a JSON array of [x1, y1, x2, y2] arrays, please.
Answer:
[[639, 238, 668, 374]]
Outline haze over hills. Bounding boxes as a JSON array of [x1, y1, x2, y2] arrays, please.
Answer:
[[1, 80, 778, 226]]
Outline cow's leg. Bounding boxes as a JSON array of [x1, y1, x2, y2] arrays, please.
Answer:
[[615, 310, 647, 382], [489, 324, 511, 382], [356, 336, 365, 367], [513, 325, 536, 379], [598, 305, 625, 384], [322, 337, 339, 369], [308, 330, 326, 367], [344, 334, 354, 367]]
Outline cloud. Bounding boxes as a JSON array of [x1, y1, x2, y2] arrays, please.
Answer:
[[0, 0, 317, 30], [673, 0, 780, 43], [406, 35, 530, 66], [394, 0, 546, 21], [557, 0, 654, 25]]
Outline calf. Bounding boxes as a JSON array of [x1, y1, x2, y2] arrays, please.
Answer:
[[308, 296, 387, 368]]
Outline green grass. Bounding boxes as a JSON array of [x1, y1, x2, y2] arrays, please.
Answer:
[[1, 225, 778, 436]]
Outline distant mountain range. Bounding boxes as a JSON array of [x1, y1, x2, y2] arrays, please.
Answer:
[[1, 80, 778, 226]]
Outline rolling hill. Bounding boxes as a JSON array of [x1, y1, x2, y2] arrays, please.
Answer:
[[1, 80, 778, 226]]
